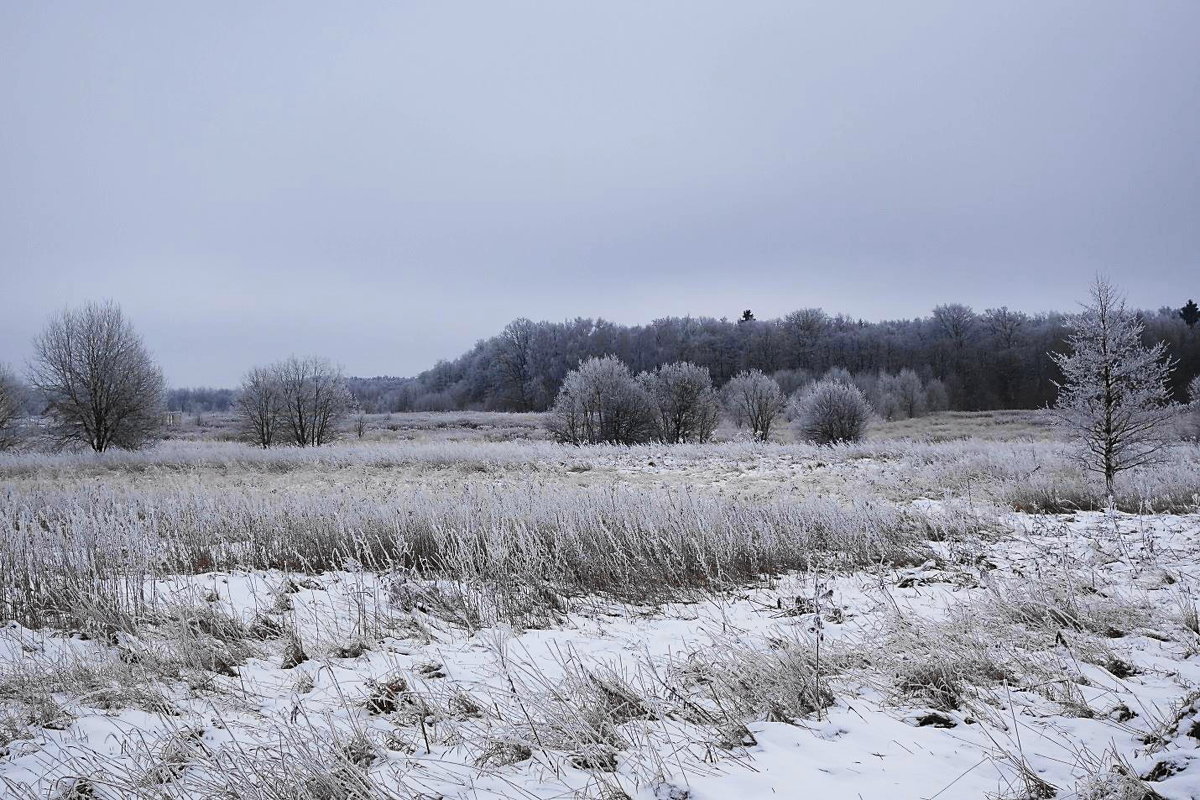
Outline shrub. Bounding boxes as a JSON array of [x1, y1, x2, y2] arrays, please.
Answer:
[[722, 371, 786, 441], [639, 362, 720, 443], [792, 379, 872, 445], [547, 356, 657, 445]]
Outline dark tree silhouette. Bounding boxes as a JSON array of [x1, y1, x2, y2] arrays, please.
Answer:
[[1180, 299, 1200, 328]]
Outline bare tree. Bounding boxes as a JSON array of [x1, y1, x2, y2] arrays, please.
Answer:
[[0, 363, 22, 450], [547, 356, 657, 445], [932, 303, 977, 348], [274, 356, 353, 447], [983, 306, 1027, 349], [28, 301, 164, 452], [722, 370, 786, 442], [640, 361, 721, 443], [792, 379, 872, 445], [1051, 279, 1178, 498], [495, 318, 536, 411], [235, 366, 284, 448]]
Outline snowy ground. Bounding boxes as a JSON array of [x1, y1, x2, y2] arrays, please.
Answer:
[[2, 430, 1200, 798], [3, 508, 1200, 798]]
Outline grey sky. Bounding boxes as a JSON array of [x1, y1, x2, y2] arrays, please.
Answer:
[[2, 2, 1198, 386]]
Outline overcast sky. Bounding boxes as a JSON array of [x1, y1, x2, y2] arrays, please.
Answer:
[[2, 2, 1198, 386]]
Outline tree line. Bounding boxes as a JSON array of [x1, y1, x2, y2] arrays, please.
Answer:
[[1, 291, 1198, 454], [350, 301, 1200, 414]]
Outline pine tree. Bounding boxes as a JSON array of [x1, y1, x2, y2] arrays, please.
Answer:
[[1051, 279, 1178, 499], [1180, 299, 1200, 328]]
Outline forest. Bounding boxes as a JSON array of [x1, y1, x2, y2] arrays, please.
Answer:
[[342, 301, 1200, 415]]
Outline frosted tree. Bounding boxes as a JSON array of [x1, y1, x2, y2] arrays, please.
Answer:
[[722, 370, 786, 441], [1051, 279, 1177, 498], [893, 368, 928, 419], [29, 301, 165, 452], [640, 361, 721, 443], [547, 356, 657, 445]]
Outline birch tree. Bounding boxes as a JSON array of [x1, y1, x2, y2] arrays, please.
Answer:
[[1051, 279, 1177, 498]]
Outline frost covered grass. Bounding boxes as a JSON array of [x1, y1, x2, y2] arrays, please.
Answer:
[[0, 481, 937, 629], [2, 419, 1200, 798], [4, 434, 1198, 511]]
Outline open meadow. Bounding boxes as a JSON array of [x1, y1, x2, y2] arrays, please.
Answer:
[[1, 412, 1199, 799]]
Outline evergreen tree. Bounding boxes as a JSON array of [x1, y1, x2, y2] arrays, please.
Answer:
[[1180, 299, 1200, 328]]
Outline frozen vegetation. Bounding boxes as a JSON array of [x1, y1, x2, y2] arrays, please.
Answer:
[[2, 415, 1200, 798]]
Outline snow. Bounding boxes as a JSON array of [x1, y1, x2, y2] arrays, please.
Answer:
[[2, 508, 1200, 798]]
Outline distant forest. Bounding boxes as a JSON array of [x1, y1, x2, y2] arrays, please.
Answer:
[[168, 302, 1200, 415]]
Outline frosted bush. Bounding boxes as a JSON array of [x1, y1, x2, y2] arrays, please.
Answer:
[[722, 370, 786, 441], [547, 356, 658, 445], [792, 379, 872, 445], [639, 362, 721, 443]]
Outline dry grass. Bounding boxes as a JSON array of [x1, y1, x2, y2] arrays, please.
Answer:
[[2, 414, 1199, 798]]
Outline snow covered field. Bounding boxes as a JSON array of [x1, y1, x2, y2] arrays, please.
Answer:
[[2, 422, 1200, 799]]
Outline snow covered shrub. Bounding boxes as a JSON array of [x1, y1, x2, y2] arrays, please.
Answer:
[[860, 372, 902, 421], [885, 612, 1021, 710], [792, 379, 872, 445], [983, 574, 1149, 640], [822, 367, 854, 386], [639, 362, 721, 443], [547, 356, 657, 445], [692, 633, 838, 723], [722, 370, 786, 441], [770, 367, 813, 397]]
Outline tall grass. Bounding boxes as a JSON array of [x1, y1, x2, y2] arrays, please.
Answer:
[[3, 436, 1197, 629], [0, 481, 938, 628]]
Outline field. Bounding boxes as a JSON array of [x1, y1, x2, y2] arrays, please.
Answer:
[[2, 413, 1200, 799]]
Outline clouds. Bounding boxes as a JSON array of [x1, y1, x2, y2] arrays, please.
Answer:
[[2, 2, 1198, 384]]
